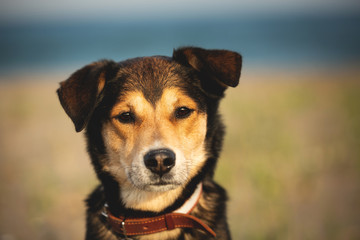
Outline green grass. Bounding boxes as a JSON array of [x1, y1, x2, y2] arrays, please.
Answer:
[[1, 71, 360, 239]]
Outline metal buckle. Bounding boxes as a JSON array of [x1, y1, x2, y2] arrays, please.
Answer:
[[102, 203, 132, 240], [121, 220, 133, 240]]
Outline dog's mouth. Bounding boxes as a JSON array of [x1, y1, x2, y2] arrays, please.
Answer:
[[129, 174, 183, 192], [147, 175, 182, 188], [151, 178, 177, 186], [141, 181, 180, 192], [152, 180, 169, 186]]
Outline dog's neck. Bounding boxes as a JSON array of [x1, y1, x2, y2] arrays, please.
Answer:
[[118, 183, 202, 214], [103, 183, 216, 238]]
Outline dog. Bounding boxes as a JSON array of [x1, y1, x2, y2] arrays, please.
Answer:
[[57, 47, 242, 240]]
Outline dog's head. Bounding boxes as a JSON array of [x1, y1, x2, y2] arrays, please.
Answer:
[[57, 47, 242, 196]]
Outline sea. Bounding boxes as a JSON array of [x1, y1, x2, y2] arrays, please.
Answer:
[[0, 13, 360, 77]]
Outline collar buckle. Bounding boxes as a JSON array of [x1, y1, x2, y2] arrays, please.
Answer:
[[121, 220, 133, 240]]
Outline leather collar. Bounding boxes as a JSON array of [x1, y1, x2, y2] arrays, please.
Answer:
[[102, 183, 216, 238]]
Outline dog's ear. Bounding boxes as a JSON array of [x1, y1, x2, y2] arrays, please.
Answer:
[[173, 47, 242, 96], [57, 60, 116, 132]]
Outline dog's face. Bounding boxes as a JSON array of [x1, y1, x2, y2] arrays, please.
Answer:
[[101, 58, 208, 192], [57, 47, 242, 208]]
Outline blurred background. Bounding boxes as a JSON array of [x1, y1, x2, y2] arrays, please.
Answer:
[[0, 0, 359, 239]]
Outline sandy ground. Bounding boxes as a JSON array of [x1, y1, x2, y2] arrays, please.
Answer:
[[0, 68, 359, 239]]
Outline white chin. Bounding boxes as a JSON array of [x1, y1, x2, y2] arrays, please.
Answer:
[[149, 183, 182, 192]]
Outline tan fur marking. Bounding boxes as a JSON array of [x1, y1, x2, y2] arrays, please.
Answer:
[[157, 89, 207, 181]]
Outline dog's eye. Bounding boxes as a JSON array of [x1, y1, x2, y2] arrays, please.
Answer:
[[175, 107, 193, 119], [115, 112, 135, 124]]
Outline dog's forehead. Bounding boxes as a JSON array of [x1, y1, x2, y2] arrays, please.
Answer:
[[114, 56, 190, 105]]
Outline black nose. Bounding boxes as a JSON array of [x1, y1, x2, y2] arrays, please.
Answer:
[[144, 149, 176, 176]]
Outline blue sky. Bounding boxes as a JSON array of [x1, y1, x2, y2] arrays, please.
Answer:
[[1, 0, 360, 22]]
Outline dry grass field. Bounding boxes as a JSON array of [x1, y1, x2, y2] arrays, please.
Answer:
[[0, 69, 359, 239]]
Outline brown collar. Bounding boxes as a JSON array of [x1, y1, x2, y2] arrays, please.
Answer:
[[106, 211, 216, 238], [102, 183, 216, 238]]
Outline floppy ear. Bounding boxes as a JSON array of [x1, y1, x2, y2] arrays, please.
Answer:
[[173, 47, 242, 96], [57, 60, 116, 132]]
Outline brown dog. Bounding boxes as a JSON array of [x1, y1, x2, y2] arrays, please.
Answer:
[[57, 47, 242, 239]]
